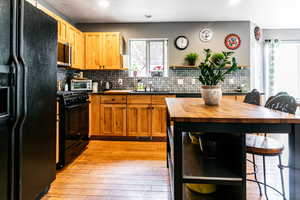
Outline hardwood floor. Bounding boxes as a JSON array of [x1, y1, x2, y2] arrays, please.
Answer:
[[43, 140, 288, 200]]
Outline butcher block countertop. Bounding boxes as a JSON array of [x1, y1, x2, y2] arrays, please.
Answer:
[[165, 98, 300, 124]]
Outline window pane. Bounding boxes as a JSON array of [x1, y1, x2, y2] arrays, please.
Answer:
[[276, 43, 300, 98], [149, 41, 164, 77], [130, 40, 147, 77]]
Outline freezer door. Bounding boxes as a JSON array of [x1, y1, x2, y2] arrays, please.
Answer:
[[0, 0, 16, 199], [17, 2, 57, 200]]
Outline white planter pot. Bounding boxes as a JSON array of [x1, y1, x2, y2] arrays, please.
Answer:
[[201, 85, 222, 106]]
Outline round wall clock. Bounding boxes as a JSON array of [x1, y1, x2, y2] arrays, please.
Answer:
[[254, 26, 261, 41], [224, 33, 241, 50], [174, 36, 189, 50], [199, 28, 213, 42]]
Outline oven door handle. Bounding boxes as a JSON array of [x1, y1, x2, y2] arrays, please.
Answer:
[[65, 102, 89, 109]]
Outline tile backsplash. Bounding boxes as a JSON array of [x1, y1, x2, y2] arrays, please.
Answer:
[[83, 68, 250, 92], [57, 67, 77, 85]]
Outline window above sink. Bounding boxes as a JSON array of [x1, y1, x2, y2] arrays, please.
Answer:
[[128, 38, 168, 78]]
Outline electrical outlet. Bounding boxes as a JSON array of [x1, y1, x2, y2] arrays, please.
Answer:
[[178, 79, 183, 85], [118, 79, 123, 86], [192, 79, 196, 85], [229, 78, 234, 84]]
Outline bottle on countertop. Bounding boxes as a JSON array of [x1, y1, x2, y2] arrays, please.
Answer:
[[92, 82, 98, 93], [64, 83, 69, 91]]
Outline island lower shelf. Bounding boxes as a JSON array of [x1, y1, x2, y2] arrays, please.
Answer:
[[167, 127, 246, 200]]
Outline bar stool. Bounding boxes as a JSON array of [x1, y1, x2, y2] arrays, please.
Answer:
[[245, 92, 297, 200]]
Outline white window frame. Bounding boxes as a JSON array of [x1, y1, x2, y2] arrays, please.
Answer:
[[128, 38, 168, 77]]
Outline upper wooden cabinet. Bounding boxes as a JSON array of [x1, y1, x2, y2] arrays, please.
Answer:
[[102, 32, 122, 69], [58, 20, 68, 43], [71, 30, 85, 70], [85, 33, 103, 70], [85, 32, 123, 70]]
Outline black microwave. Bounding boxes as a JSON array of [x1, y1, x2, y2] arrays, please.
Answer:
[[57, 42, 72, 67]]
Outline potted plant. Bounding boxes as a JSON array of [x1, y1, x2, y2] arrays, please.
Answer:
[[198, 49, 238, 106], [185, 53, 199, 66]]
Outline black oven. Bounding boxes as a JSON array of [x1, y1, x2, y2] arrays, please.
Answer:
[[57, 91, 89, 168]]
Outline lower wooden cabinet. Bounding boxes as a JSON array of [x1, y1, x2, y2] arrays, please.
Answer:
[[151, 105, 167, 137], [127, 104, 152, 137], [89, 94, 173, 138], [100, 104, 126, 136], [223, 95, 246, 102], [89, 95, 101, 136]]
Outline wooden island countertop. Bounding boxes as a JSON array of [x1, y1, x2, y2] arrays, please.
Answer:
[[165, 98, 300, 124]]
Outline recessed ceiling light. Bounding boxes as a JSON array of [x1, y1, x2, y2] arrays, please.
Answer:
[[98, 0, 110, 8], [145, 14, 152, 18], [229, 0, 240, 6]]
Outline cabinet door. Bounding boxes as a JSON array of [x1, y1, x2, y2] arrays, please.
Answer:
[[100, 104, 126, 136], [85, 33, 102, 70], [78, 32, 85, 69], [58, 20, 67, 43], [67, 26, 77, 68], [127, 104, 151, 137], [236, 95, 246, 102], [89, 95, 101, 136], [223, 96, 236, 101], [71, 30, 84, 70], [102, 32, 121, 69], [151, 105, 167, 137]]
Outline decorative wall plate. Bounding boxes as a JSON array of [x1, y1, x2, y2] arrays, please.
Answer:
[[254, 26, 261, 41], [174, 36, 189, 50], [224, 34, 241, 50], [199, 28, 213, 42]]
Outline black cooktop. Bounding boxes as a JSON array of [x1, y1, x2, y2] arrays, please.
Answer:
[[57, 91, 88, 97]]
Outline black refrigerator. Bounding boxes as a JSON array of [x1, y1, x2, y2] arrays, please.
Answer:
[[0, 0, 57, 199]]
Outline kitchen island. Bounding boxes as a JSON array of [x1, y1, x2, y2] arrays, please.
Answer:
[[165, 98, 300, 200]]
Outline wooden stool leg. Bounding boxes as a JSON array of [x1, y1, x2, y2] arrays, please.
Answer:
[[263, 156, 269, 200], [252, 154, 262, 196], [278, 155, 286, 200]]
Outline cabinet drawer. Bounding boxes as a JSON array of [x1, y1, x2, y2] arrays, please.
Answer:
[[101, 95, 127, 104], [152, 95, 176, 105], [127, 95, 151, 104]]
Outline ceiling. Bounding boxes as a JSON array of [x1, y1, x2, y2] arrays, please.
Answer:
[[42, 0, 300, 28]]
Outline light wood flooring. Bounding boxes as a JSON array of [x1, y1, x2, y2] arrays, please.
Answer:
[[42, 140, 289, 200]]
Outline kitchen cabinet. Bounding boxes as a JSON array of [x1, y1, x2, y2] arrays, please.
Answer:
[[89, 95, 101, 136], [102, 32, 122, 69], [85, 33, 103, 70], [89, 94, 173, 138], [71, 30, 85, 70], [100, 104, 127, 136], [127, 104, 152, 137], [223, 95, 246, 102], [35, 4, 85, 69], [85, 32, 123, 70], [58, 20, 68, 43], [151, 95, 174, 137], [236, 95, 246, 102], [151, 105, 167, 137]]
